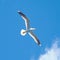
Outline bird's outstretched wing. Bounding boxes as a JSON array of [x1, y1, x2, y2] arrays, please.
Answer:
[[28, 31, 41, 46], [18, 11, 30, 30]]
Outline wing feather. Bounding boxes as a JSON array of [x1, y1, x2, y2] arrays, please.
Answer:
[[18, 11, 30, 30], [28, 31, 41, 46]]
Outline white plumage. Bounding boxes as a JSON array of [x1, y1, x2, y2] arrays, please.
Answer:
[[18, 11, 41, 46]]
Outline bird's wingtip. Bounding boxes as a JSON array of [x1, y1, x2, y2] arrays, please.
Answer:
[[17, 10, 21, 13], [39, 44, 41, 46]]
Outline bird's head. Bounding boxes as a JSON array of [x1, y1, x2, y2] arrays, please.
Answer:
[[20, 29, 27, 36]]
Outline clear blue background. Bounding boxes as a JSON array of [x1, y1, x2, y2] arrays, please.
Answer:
[[0, 0, 60, 60]]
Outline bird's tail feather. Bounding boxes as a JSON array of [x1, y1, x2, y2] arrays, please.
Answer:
[[29, 28, 36, 31]]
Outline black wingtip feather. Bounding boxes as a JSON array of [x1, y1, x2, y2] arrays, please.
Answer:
[[17, 11, 25, 16]]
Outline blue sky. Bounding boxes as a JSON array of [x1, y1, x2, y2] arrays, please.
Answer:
[[0, 0, 60, 60]]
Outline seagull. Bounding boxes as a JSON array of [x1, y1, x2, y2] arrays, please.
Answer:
[[18, 11, 41, 46]]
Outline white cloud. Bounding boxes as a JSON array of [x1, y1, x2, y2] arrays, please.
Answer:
[[38, 40, 60, 60]]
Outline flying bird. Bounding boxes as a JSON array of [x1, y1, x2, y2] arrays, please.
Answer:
[[18, 11, 41, 46]]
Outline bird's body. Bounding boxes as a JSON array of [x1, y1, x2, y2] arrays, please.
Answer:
[[18, 11, 41, 46]]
